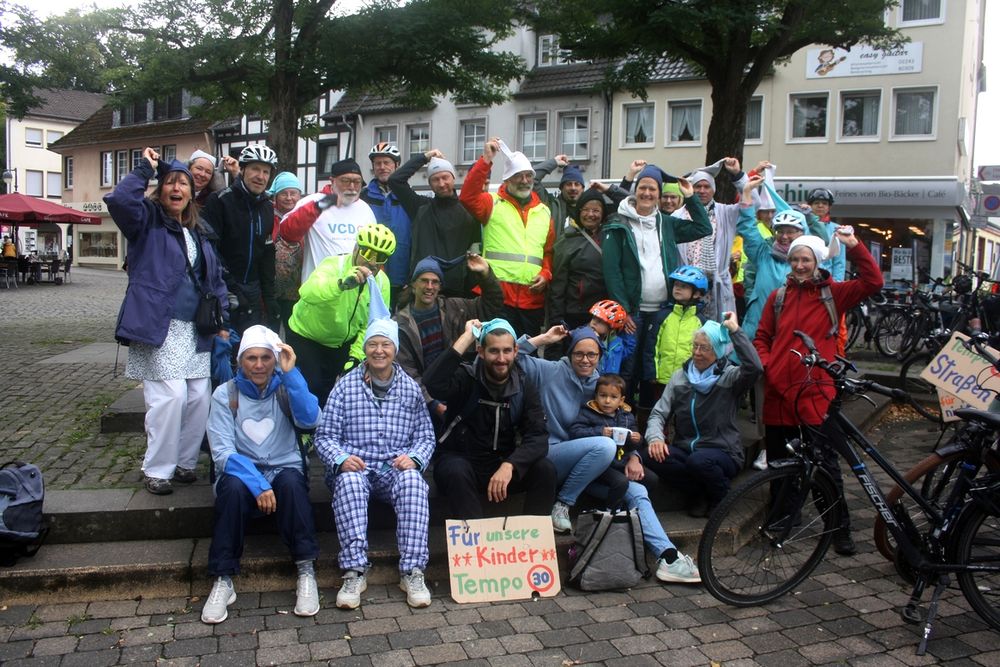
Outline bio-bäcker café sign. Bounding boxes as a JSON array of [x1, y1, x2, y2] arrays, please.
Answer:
[[773, 180, 963, 208], [806, 43, 923, 79]]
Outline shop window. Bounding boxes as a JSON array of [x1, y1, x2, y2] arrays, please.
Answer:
[[892, 87, 936, 139], [25, 170, 43, 197], [840, 90, 881, 139], [789, 93, 829, 141], [46, 172, 61, 199], [623, 103, 654, 146], [79, 231, 119, 258], [460, 119, 486, 163], [668, 100, 702, 144], [559, 112, 589, 159], [745, 97, 763, 142], [407, 124, 430, 161], [519, 115, 548, 161]]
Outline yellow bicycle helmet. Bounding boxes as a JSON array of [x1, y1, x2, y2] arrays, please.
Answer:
[[356, 224, 396, 257]]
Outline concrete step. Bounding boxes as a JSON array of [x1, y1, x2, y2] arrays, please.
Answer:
[[100, 387, 145, 434]]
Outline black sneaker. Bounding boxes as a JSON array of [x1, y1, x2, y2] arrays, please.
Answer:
[[833, 528, 857, 556], [144, 476, 173, 495]]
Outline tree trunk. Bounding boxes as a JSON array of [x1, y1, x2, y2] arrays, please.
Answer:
[[267, 0, 299, 172], [705, 77, 753, 204]]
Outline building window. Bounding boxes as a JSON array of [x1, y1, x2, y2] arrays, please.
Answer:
[[892, 87, 936, 138], [64, 157, 74, 189], [162, 145, 177, 162], [318, 140, 340, 176], [406, 124, 430, 161], [559, 112, 589, 159], [900, 0, 944, 25], [121, 100, 148, 126], [519, 115, 548, 161], [46, 130, 63, 145], [790, 93, 829, 140], [623, 103, 654, 146], [745, 97, 763, 142], [840, 90, 881, 139], [538, 34, 571, 67], [667, 100, 702, 144], [460, 119, 486, 163], [131, 149, 144, 170], [115, 150, 129, 183], [25, 128, 43, 147], [46, 172, 62, 199], [25, 170, 43, 197], [373, 125, 397, 147], [153, 93, 183, 121], [100, 152, 113, 187], [79, 231, 118, 258]]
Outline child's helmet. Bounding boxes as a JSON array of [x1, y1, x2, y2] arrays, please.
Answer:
[[668, 265, 709, 293], [589, 299, 627, 330]]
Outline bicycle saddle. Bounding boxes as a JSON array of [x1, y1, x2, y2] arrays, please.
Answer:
[[953, 408, 1000, 430]]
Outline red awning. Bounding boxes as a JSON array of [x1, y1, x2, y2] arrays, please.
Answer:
[[0, 193, 102, 225]]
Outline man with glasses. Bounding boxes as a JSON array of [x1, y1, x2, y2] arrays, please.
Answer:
[[394, 253, 503, 420], [286, 224, 396, 402], [280, 159, 377, 283], [460, 137, 555, 338]]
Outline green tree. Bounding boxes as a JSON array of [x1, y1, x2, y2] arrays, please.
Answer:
[[532, 0, 905, 167]]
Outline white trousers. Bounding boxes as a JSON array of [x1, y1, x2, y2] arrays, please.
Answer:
[[141, 377, 211, 480]]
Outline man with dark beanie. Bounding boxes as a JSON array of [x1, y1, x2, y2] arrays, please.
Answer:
[[533, 154, 586, 240]]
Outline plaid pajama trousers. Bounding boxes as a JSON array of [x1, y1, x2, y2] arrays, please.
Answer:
[[330, 466, 430, 574]]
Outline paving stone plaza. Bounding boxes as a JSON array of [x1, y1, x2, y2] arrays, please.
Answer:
[[1, 269, 999, 666]]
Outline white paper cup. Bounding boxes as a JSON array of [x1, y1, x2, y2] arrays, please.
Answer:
[[610, 427, 630, 447]]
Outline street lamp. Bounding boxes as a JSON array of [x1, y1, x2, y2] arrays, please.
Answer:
[[2, 170, 13, 193]]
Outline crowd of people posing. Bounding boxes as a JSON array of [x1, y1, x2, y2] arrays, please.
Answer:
[[104, 137, 883, 624]]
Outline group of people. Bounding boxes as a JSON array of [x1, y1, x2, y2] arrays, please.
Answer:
[[104, 136, 882, 623]]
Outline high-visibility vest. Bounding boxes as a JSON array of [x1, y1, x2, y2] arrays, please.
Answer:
[[482, 194, 551, 285]]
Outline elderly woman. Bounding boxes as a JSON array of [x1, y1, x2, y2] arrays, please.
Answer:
[[516, 326, 615, 533], [644, 313, 762, 517], [188, 150, 234, 206], [269, 172, 305, 334], [753, 224, 882, 556], [105, 147, 228, 495]]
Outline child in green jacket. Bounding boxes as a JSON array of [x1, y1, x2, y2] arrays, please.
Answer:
[[652, 266, 709, 388]]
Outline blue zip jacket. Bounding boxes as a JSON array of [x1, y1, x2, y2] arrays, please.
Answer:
[[104, 162, 228, 352], [516, 336, 600, 444], [362, 181, 412, 287]]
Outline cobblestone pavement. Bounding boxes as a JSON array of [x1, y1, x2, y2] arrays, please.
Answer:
[[2, 271, 1000, 664], [1, 267, 149, 490]]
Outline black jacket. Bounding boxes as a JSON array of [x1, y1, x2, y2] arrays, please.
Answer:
[[423, 347, 549, 479], [388, 154, 481, 297], [547, 224, 607, 323], [202, 178, 275, 299]]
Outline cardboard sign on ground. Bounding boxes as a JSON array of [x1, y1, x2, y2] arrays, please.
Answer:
[[919, 332, 1000, 410], [936, 387, 971, 423], [445, 516, 561, 603]]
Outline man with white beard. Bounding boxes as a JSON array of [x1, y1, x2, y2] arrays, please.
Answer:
[[279, 159, 377, 283]]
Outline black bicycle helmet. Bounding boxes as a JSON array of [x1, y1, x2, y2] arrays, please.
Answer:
[[806, 188, 835, 205]]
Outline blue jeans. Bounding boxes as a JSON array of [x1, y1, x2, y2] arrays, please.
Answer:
[[547, 436, 616, 506]]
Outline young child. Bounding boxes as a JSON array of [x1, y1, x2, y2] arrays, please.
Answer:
[[569, 374, 701, 584], [587, 300, 636, 374], [653, 266, 709, 388]]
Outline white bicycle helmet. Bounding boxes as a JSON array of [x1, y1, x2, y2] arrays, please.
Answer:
[[368, 142, 401, 164], [238, 144, 278, 167]]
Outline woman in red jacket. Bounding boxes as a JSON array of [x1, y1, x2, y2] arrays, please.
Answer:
[[752, 226, 882, 556]]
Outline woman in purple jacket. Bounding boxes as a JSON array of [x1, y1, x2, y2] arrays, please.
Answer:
[[105, 147, 228, 495]]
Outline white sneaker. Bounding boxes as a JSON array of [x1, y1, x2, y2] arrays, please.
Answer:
[[336, 570, 367, 609], [399, 568, 432, 608], [551, 501, 572, 533], [753, 450, 767, 470], [655, 554, 702, 584], [201, 577, 236, 624], [294, 572, 320, 617]]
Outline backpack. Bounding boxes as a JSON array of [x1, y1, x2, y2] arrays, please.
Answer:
[[568, 508, 649, 590], [774, 283, 839, 338], [214, 380, 315, 481], [0, 461, 48, 566]]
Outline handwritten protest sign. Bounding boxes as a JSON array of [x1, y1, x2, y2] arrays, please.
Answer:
[[919, 332, 1000, 410], [937, 388, 971, 423], [445, 516, 561, 603]]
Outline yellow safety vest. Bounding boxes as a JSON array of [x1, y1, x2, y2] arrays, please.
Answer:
[[482, 194, 551, 285]]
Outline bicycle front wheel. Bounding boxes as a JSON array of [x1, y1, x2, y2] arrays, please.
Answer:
[[874, 310, 910, 358], [698, 465, 840, 606], [899, 352, 938, 397], [953, 504, 1000, 631]]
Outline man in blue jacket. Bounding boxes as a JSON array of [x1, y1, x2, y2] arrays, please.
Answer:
[[202, 325, 322, 625], [362, 142, 412, 309]]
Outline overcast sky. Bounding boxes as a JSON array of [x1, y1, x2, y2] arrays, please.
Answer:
[[16, 0, 1000, 169]]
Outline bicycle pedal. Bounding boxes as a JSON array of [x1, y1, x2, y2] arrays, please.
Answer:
[[901, 604, 925, 625]]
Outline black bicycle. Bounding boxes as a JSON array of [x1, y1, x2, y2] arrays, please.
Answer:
[[698, 330, 1000, 655]]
